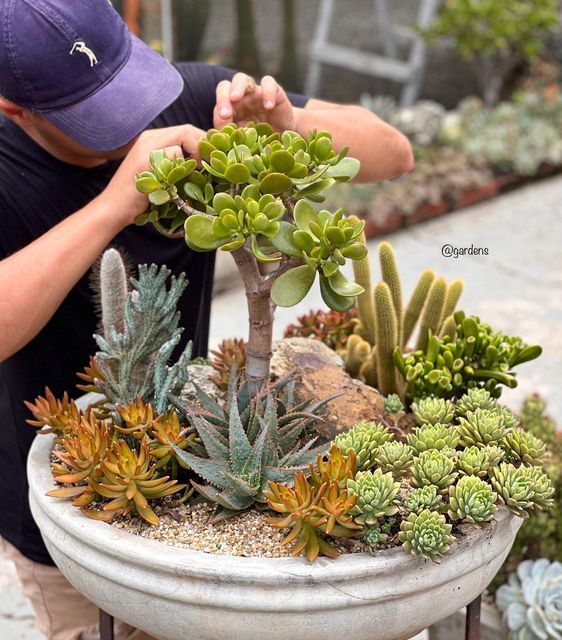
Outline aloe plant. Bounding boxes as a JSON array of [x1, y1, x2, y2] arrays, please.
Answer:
[[135, 123, 362, 395]]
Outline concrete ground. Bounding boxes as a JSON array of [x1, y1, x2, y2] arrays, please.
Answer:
[[2, 176, 561, 639]]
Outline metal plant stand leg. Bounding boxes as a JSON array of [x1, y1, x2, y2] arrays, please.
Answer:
[[465, 594, 482, 640], [99, 609, 115, 640]]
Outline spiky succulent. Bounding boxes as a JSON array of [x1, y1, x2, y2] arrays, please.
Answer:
[[309, 445, 357, 490], [502, 428, 547, 466], [347, 468, 401, 525], [411, 449, 458, 493], [457, 408, 507, 448], [114, 397, 156, 438], [405, 485, 444, 515], [399, 509, 455, 562], [408, 423, 460, 455], [334, 421, 392, 471], [455, 388, 496, 416], [283, 307, 359, 351], [383, 394, 404, 414], [149, 410, 192, 471], [491, 463, 554, 518], [25, 387, 82, 436], [374, 441, 414, 477], [412, 397, 455, 426], [265, 472, 360, 561], [448, 475, 497, 526], [496, 559, 562, 640], [457, 445, 504, 477], [85, 440, 185, 525]]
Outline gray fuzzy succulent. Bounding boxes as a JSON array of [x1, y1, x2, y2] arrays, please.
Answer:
[[496, 559, 562, 640]]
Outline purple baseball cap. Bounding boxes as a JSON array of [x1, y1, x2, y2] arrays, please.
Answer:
[[0, 0, 184, 151]]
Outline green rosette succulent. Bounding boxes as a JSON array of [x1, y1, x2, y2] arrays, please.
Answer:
[[383, 393, 404, 414], [408, 423, 460, 455], [334, 421, 392, 471], [399, 509, 455, 562], [457, 408, 506, 448], [374, 441, 414, 477], [405, 485, 444, 515], [347, 468, 401, 525], [502, 428, 547, 466], [457, 445, 504, 477], [455, 388, 496, 416], [496, 559, 562, 640], [525, 466, 555, 511], [412, 397, 455, 426], [362, 518, 396, 550], [411, 450, 458, 493], [448, 475, 497, 526], [496, 404, 520, 430], [491, 463, 554, 518]]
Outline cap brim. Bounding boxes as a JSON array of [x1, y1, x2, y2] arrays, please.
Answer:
[[42, 35, 184, 152]]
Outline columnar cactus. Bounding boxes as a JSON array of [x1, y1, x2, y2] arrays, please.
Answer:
[[399, 509, 455, 562], [448, 475, 497, 526], [347, 468, 401, 525]]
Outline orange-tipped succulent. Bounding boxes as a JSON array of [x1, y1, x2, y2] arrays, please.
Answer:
[[76, 356, 105, 394], [210, 337, 247, 391], [265, 472, 360, 562], [115, 397, 155, 438], [149, 410, 192, 469], [24, 387, 82, 436], [283, 308, 359, 351], [309, 445, 357, 490], [85, 439, 185, 525]]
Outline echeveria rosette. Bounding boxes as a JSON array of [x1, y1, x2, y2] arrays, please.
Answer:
[[457, 445, 504, 478], [405, 485, 444, 515], [383, 393, 404, 414], [455, 388, 497, 416], [407, 423, 460, 455], [333, 421, 392, 472], [496, 559, 562, 640], [502, 427, 547, 466], [491, 463, 554, 518], [457, 408, 507, 448], [399, 509, 455, 563], [411, 449, 458, 493], [412, 397, 455, 426], [374, 441, 414, 478], [448, 475, 497, 527], [347, 468, 401, 526]]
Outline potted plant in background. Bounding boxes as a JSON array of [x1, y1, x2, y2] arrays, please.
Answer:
[[26, 123, 553, 640]]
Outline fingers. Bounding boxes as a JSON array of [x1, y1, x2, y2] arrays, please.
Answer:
[[215, 80, 234, 123], [161, 144, 183, 160], [260, 75, 279, 110], [214, 73, 258, 128]]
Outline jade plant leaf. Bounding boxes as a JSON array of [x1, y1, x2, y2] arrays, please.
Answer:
[[270, 221, 301, 258], [319, 273, 356, 312], [325, 157, 361, 180], [185, 215, 228, 250], [271, 265, 316, 307], [328, 270, 364, 297], [148, 189, 171, 206], [293, 199, 317, 232], [260, 172, 293, 195]]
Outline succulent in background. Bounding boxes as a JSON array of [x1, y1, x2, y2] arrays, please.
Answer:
[[283, 308, 359, 351], [411, 450, 458, 493], [455, 388, 497, 416], [448, 475, 497, 526], [383, 393, 404, 414], [457, 445, 504, 478], [399, 509, 455, 562], [265, 472, 360, 561], [502, 428, 547, 466], [520, 394, 557, 443], [408, 423, 460, 455], [347, 468, 401, 525], [496, 559, 562, 640], [491, 463, 554, 518], [210, 338, 247, 391], [457, 408, 507, 448], [25, 388, 82, 436], [496, 404, 520, 430], [334, 421, 392, 471], [412, 397, 455, 426], [374, 441, 414, 477], [405, 486, 443, 515]]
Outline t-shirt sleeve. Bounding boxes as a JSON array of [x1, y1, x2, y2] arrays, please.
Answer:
[[163, 62, 308, 131]]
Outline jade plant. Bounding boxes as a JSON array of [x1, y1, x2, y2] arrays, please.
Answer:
[[134, 123, 363, 395]]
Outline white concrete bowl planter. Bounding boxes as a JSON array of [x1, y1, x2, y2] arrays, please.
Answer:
[[28, 430, 523, 640]]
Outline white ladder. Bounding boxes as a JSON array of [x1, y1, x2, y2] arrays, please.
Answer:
[[305, 0, 441, 107]]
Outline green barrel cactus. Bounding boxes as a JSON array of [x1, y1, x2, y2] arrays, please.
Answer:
[[457, 408, 507, 448], [496, 559, 562, 640], [334, 421, 392, 471], [502, 427, 547, 466], [455, 388, 496, 416], [347, 468, 401, 525], [412, 397, 455, 426], [448, 475, 497, 526], [408, 423, 460, 455], [411, 449, 458, 492], [399, 509, 455, 562], [374, 441, 414, 477], [405, 485, 443, 515]]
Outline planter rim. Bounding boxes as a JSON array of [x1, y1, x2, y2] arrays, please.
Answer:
[[29, 428, 517, 587]]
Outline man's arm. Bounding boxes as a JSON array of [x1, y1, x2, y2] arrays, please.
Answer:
[[0, 125, 204, 363]]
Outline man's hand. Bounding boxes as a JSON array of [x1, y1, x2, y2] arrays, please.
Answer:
[[100, 124, 206, 228], [213, 73, 295, 132]]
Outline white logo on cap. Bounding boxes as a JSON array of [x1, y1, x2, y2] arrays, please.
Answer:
[[70, 41, 99, 67]]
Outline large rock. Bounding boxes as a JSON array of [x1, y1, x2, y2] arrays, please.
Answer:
[[270, 338, 385, 442]]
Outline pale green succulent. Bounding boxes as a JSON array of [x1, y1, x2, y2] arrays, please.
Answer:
[[491, 463, 554, 518], [457, 408, 506, 448], [408, 423, 460, 455], [496, 559, 562, 640], [502, 428, 547, 466], [399, 509, 455, 562], [411, 450, 458, 493], [383, 393, 404, 414], [334, 421, 392, 471], [457, 445, 504, 477], [496, 404, 520, 430], [405, 485, 444, 515], [455, 388, 496, 416], [347, 468, 400, 525], [374, 441, 414, 477], [362, 518, 396, 550], [412, 397, 455, 426], [448, 475, 497, 526], [525, 466, 556, 512]]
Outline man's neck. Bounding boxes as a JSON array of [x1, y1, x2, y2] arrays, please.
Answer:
[[24, 126, 110, 168]]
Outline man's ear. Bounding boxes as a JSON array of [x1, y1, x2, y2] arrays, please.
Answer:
[[0, 97, 31, 125]]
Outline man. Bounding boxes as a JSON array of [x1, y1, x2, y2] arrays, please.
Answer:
[[0, 1, 413, 638]]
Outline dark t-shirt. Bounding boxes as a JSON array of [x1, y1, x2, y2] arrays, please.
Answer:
[[0, 62, 307, 565]]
